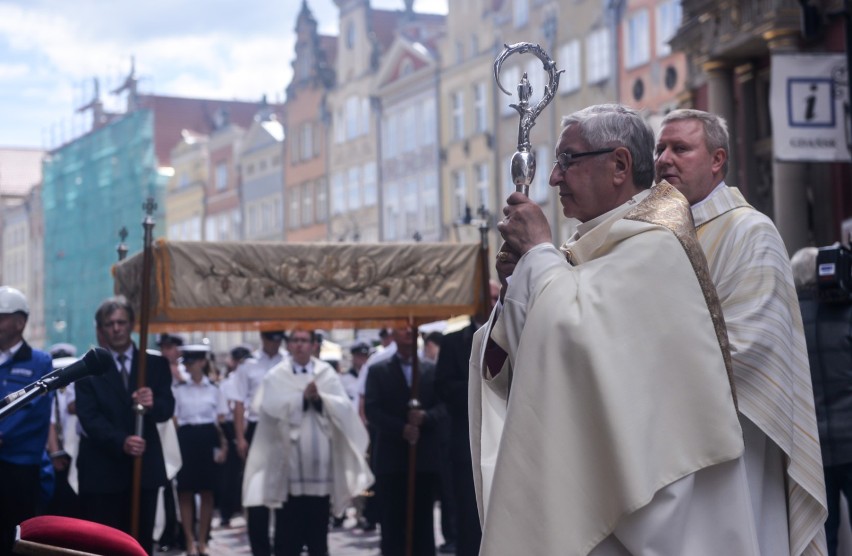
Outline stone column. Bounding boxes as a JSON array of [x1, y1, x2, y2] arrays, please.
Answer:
[[764, 29, 811, 254], [702, 61, 738, 186]]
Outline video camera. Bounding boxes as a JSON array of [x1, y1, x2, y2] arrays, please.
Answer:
[[817, 244, 852, 302]]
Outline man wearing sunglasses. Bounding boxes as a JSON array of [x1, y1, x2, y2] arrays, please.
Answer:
[[470, 104, 759, 555]]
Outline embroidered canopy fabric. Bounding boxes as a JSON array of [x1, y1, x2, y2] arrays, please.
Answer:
[[113, 240, 485, 332]]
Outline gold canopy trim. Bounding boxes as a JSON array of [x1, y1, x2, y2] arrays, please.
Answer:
[[113, 240, 485, 332]]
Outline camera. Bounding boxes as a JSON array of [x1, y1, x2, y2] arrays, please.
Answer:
[[817, 244, 852, 302]]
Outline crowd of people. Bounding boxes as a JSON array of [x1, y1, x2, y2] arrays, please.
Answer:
[[2, 103, 852, 556]]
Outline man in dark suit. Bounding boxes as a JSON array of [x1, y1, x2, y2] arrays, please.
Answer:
[[434, 281, 499, 556], [365, 325, 447, 556], [75, 296, 175, 555]]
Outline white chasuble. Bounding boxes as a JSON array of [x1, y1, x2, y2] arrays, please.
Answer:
[[469, 183, 758, 555]]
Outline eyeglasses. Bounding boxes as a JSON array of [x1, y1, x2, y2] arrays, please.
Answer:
[[553, 148, 616, 172]]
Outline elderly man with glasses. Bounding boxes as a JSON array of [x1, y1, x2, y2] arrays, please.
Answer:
[[469, 104, 760, 555]]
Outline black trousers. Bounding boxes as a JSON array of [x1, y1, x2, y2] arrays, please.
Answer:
[[45, 464, 81, 519], [217, 421, 242, 522], [80, 489, 158, 555], [825, 462, 852, 556], [376, 472, 436, 556], [0, 460, 40, 556], [452, 452, 482, 556], [275, 495, 330, 556]]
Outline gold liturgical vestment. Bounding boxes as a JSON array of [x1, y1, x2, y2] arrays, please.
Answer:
[[470, 184, 749, 555]]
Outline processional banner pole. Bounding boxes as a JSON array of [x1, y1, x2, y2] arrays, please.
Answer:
[[130, 198, 157, 539]]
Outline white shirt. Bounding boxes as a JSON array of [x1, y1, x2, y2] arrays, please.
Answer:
[[172, 376, 222, 426], [229, 349, 286, 422]]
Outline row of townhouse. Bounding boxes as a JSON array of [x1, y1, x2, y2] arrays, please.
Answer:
[[6, 0, 852, 351]]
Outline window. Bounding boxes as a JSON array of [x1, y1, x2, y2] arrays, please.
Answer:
[[301, 123, 314, 160], [525, 58, 545, 104], [422, 98, 436, 147], [558, 40, 581, 94], [316, 178, 328, 222], [289, 187, 301, 229], [474, 82, 487, 133], [347, 166, 361, 211], [422, 174, 438, 233], [656, 0, 682, 56], [385, 182, 399, 241], [360, 97, 370, 135], [532, 146, 550, 204], [346, 96, 359, 140], [455, 41, 464, 64], [331, 172, 345, 215], [453, 169, 467, 220], [513, 0, 529, 28], [585, 28, 611, 84], [302, 182, 314, 226], [470, 35, 479, 57], [274, 195, 283, 231], [405, 179, 418, 236], [363, 162, 377, 206], [215, 162, 228, 190], [205, 218, 215, 241], [262, 203, 272, 234], [475, 163, 489, 211], [403, 106, 416, 152], [385, 113, 398, 158], [452, 90, 464, 140], [625, 10, 650, 69], [346, 21, 355, 49]]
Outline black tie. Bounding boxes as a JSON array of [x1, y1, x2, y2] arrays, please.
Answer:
[[117, 354, 129, 389], [293, 365, 308, 375]]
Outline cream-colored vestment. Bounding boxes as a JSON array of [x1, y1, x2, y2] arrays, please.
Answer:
[[691, 183, 828, 555], [470, 184, 758, 555], [242, 357, 374, 516]]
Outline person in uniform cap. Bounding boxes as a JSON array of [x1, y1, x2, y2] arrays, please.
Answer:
[[0, 286, 53, 553], [341, 342, 371, 403], [217, 344, 253, 528], [173, 344, 226, 556], [48, 343, 77, 360]]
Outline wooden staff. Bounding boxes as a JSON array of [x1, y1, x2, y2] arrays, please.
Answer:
[[405, 320, 420, 556], [478, 207, 492, 319], [130, 198, 157, 538]]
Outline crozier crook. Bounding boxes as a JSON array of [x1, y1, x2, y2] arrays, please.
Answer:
[[494, 42, 563, 196]]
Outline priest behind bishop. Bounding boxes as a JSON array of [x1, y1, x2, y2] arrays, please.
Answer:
[[469, 104, 761, 555]]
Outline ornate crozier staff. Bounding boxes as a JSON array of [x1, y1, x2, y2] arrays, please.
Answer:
[[493, 42, 563, 197], [130, 198, 156, 538]]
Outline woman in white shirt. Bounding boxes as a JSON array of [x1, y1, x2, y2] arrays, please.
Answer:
[[173, 345, 227, 556]]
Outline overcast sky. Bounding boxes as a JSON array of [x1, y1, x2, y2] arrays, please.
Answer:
[[0, 0, 447, 149]]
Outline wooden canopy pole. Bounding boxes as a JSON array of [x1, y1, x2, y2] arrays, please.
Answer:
[[130, 198, 156, 538]]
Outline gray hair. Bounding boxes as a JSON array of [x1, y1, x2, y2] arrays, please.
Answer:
[[660, 109, 730, 177], [790, 247, 819, 292], [561, 104, 655, 189]]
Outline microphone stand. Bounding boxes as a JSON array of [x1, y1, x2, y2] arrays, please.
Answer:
[[0, 380, 52, 422]]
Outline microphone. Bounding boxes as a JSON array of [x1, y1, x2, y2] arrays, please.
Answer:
[[0, 347, 112, 409], [41, 347, 112, 390]]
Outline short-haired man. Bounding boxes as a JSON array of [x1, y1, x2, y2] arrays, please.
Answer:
[[0, 287, 53, 553], [655, 109, 827, 554], [243, 329, 373, 556], [471, 104, 758, 554], [75, 295, 174, 554]]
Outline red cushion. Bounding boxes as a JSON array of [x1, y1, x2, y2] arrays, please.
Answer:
[[18, 516, 147, 556]]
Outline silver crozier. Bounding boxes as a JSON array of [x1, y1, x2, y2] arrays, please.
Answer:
[[494, 42, 563, 196]]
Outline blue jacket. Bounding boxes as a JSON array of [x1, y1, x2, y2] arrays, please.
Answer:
[[0, 341, 54, 466]]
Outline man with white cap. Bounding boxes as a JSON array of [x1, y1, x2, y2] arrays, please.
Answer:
[[0, 286, 53, 553]]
